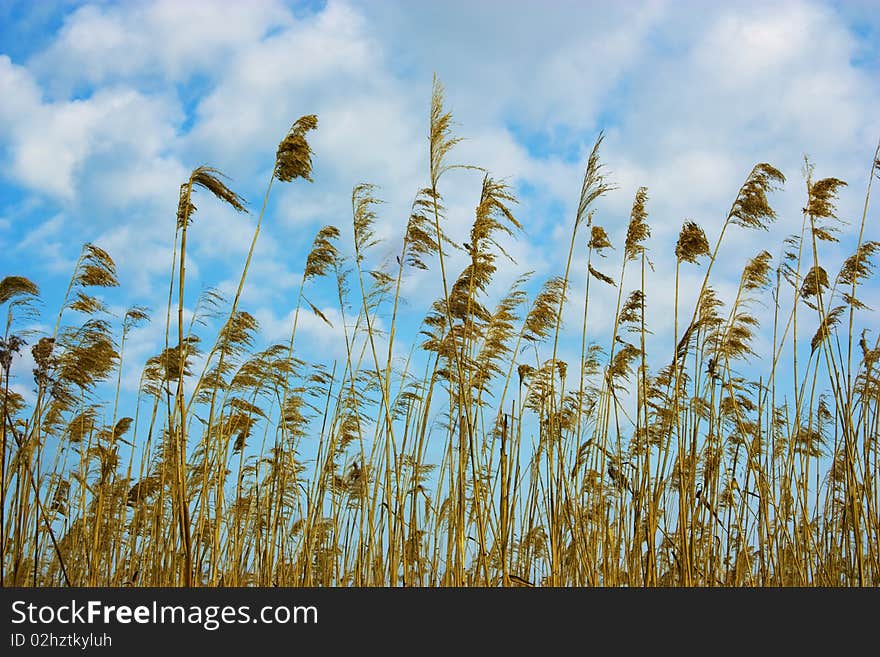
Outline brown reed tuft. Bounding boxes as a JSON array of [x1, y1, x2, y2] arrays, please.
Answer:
[[275, 115, 319, 183]]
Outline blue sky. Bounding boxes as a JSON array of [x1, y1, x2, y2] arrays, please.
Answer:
[[1, 0, 879, 419]]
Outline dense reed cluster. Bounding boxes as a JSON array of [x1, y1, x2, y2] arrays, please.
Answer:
[[2, 78, 879, 587]]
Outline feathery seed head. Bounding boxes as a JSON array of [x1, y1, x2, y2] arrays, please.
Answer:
[[728, 163, 785, 230], [741, 251, 773, 291], [352, 183, 382, 262], [806, 176, 847, 220], [276, 114, 319, 183], [800, 265, 829, 300], [0, 276, 40, 306], [304, 225, 341, 281], [624, 187, 650, 261], [177, 166, 247, 228], [576, 133, 615, 227], [430, 75, 463, 186], [675, 221, 710, 264], [588, 225, 613, 252]]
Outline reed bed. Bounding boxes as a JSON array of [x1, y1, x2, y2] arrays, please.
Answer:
[[2, 78, 879, 587]]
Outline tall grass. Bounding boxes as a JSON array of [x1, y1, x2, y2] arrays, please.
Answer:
[[2, 78, 879, 587]]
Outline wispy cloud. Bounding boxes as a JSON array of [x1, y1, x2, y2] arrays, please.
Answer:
[[1, 0, 878, 389]]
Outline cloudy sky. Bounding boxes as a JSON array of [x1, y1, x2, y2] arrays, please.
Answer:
[[1, 0, 879, 406]]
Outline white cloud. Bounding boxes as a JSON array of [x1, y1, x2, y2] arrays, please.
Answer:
[[0, 55, 42, 124], [0, 60, 183, 205], [91, 222, 175, 297], [1, 0, 879, 434], [184, 2, 384, 162], [17, 212, 75, 274], [29, 0, 292, 95]]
